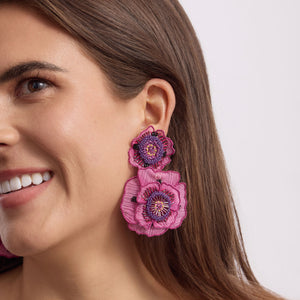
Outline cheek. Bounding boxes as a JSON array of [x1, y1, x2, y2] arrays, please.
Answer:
[[23, 95, 132, 211]]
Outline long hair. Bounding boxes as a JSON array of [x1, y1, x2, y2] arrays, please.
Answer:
[[0, 1, 284, 299]]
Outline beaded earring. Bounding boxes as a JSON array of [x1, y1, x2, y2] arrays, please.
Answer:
[[120, 125, 187, 237]]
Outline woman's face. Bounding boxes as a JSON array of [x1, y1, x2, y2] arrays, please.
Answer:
[[0, 4, 140, 255]]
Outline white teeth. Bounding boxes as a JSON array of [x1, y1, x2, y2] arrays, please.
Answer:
[[21, 174, 32, 187], [10, 177, 22, 192], [1, 181, 11, 194], [32, 173, 43, 185], [43, 171, 51, 182], [0, 171, 53, 195]]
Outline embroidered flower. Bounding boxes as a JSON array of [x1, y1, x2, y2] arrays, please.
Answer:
[[121, 168, 187, 237], [0, 238, 17, 258], [128, 126, 175, 170]]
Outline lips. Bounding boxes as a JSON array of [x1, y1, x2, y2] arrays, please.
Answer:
[[0, 173, 54, 208]]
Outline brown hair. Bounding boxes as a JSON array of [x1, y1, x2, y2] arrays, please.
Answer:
[[0, 1, 284, 299]]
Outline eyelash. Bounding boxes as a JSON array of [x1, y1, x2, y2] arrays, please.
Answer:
[[15, 74, 54, 97]]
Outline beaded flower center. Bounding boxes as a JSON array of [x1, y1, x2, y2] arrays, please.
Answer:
[[146, 191, 171, 222], [139, 135, 164, 165], [146, 144, 157, 156]]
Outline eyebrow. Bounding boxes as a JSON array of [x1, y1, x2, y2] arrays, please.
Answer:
[[0, 61, 67, 83]]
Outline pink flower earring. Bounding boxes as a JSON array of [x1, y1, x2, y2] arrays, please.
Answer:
[[120, 126, 187, 237]]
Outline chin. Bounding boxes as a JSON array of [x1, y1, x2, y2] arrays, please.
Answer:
[[1, 225, 60, 258]]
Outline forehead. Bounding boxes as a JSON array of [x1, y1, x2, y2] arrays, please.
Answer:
[[0, 4, 82, 73]]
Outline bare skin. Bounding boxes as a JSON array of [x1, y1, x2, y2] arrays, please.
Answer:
[[0, 4, 177, 300]]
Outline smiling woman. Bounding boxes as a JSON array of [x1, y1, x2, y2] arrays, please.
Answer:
[[0, 1, 285, 300]]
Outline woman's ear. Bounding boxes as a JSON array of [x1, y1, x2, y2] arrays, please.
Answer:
[[140, 79, 176, 134]]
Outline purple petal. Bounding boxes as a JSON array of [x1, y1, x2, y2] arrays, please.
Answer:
[[169, 182, 187, 229], [120, 176, 140, 225], [128, 126, 175, 171]]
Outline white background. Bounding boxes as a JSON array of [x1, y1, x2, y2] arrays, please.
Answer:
[[179, 1, 300, 299]]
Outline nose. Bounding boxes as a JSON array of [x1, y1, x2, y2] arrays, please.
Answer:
[[0, 93, 20, 149], [0, 126, 20, 147]]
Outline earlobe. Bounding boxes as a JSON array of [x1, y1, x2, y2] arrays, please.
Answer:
[[142, 79, 176, 134]]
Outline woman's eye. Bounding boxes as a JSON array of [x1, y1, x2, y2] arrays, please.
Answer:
[[16, 78, 51, 96]]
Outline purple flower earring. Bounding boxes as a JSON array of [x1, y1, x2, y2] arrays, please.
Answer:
[[128, 125, 175, 170], [121, 126, 187, 237]]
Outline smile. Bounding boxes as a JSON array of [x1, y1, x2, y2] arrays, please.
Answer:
[[0, 171, 54, 195]]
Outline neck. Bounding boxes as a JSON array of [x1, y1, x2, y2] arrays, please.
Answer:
[[9, 213, 174, 300]]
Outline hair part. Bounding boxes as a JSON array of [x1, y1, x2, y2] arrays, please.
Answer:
[[0, 1, 284, 299]]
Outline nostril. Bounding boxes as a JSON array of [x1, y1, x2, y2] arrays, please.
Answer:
[[0, 128, 21, 146]]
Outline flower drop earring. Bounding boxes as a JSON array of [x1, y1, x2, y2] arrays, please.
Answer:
[[120, 126, 187, 237]]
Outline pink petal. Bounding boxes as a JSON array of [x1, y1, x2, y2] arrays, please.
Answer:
[[145, 226, 168, 237], [137, 168, 156, 186], [169, 182, 187, 229], [138, 168, 181, 186], [166, 138, 175, 156], [152, 211, 178, 229], [120, 176, 140, 225], [156, 129, 165, 136], [156, 129, 175, 156], [159, 157, 171, 170], [130, 133, 140, 148], [128, 223, 168, 237], [153, 162, 165, 171], [128, 223, 147, 235], [135, 204, 152, 228], [141, 125, 155, 136], [128, 148, 139, 169], [159, 170, 181, 186], [137, 182, 160, 204]]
